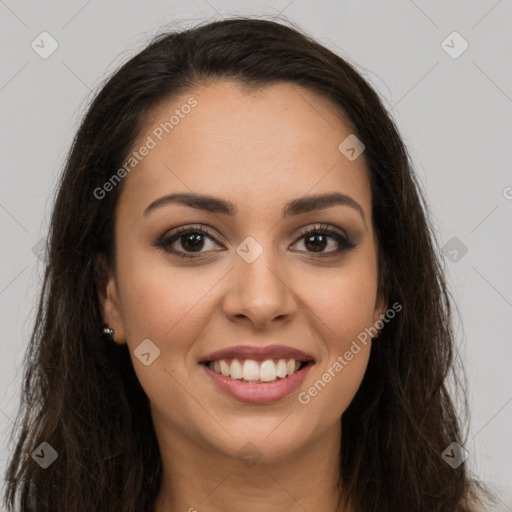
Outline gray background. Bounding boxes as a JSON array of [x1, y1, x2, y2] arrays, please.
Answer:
[[1, 0, 511, 509]]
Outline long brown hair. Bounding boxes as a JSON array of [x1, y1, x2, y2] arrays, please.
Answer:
[[2, 16, 497, 511]]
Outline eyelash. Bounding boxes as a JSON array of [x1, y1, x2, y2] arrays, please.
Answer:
[[153, 223, 357, 259]]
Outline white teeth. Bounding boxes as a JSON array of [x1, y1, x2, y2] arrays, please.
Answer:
[[242, 359, 260, 381], [219, 360, 229, 376], [207, 358, 306, 382], [259, 359, 276, 382], [230, 359, 243, 379], [276, 359, 288, 378]]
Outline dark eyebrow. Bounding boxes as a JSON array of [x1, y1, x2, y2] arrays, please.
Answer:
[[282, 192, 366, 225], [144, 193, 236, 216], [144, 192, 366, 225]]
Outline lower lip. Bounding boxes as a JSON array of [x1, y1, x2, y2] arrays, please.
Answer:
[[201, 362, 314, 403]]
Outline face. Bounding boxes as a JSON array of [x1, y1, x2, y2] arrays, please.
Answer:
[[100, 80, 387, 464]]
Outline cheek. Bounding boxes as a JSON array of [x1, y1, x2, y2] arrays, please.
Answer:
[[293, 257, 377, 415], [296, 343, 371, 430], [115, 255, 219, 417], [115, 248, 218, 350], [300, 257, 379, 351], [116, 236, 378, 417]]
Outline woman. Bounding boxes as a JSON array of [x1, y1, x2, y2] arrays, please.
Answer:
[[2, 16, 497, 512]]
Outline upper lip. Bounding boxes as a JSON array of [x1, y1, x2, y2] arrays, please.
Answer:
[[199, 344, 315, 363]]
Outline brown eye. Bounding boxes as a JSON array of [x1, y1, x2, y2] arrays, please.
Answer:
[[154, 223, 357, 260], [302, 232, 330, 252], [154, 226, 223, 259], [177, 232, 206, 252], [291, 225, 356, 256]]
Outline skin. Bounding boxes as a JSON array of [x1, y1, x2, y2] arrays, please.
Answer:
[[99, 80, 387, 512]]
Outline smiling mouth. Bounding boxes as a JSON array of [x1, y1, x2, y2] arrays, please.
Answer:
[[201, 358, 314, 384]]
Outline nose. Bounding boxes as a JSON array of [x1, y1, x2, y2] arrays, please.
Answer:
[[221, 245, 298, 329]]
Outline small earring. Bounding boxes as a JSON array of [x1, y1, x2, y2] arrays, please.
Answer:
[[102, 325, 115, 343]]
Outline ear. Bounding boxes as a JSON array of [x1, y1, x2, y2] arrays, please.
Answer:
[[372, 290, 388, 326], [372, 262, 389, 326], [96, 256, 126, 345]]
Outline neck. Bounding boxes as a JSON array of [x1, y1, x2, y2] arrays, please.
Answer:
[[153, 419, 352, 512]]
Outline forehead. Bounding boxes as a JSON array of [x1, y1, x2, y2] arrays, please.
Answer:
[[118, 80, 372, 221]]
